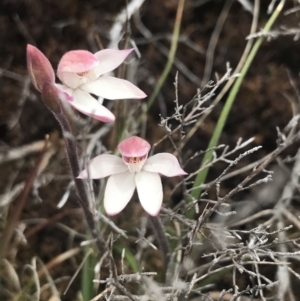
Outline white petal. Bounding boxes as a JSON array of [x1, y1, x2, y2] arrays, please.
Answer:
[[71, 89, 115, 122], [135, 171, 163, 216], [93, 49, 133, 76], [81, 76, 146, 100], [78, 155, 127, 179], [104, 172, 136, 216], [143, 153, 187, 177]]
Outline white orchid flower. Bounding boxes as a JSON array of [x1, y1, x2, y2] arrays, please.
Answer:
[[56, 49, 146, 122], [78, 136, 187, 216], [27, 45, 146, 123]]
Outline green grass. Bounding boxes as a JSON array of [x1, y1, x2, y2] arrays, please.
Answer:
[[187, 0, 286, 218]]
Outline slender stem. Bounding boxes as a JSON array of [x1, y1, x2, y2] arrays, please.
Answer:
[[55, 110, 107, 255], [148, 215, 170, 266], [41, 82, 115, 277]]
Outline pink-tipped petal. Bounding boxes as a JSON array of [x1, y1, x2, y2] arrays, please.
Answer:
[[81, 76, 147, 100], [118, 136, 151, 157], [55, 84, 74, 102], [57, 50, 99, 89], [71, 89, 115, 122], [143, 153, 187, 177], [27, 44, 55, 92], [78, 154, 127, 179], [135, 171, 163, 216], [94, 48, 134, 76], [104, 172, 136, 215]]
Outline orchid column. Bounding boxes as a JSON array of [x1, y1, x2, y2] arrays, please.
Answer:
[[27, 45, 146, 256]]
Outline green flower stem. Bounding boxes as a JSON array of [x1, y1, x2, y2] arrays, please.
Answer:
[[81, 247, 96, 301]]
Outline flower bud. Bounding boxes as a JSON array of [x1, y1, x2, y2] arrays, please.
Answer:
[[27, 44, 55, 92]]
